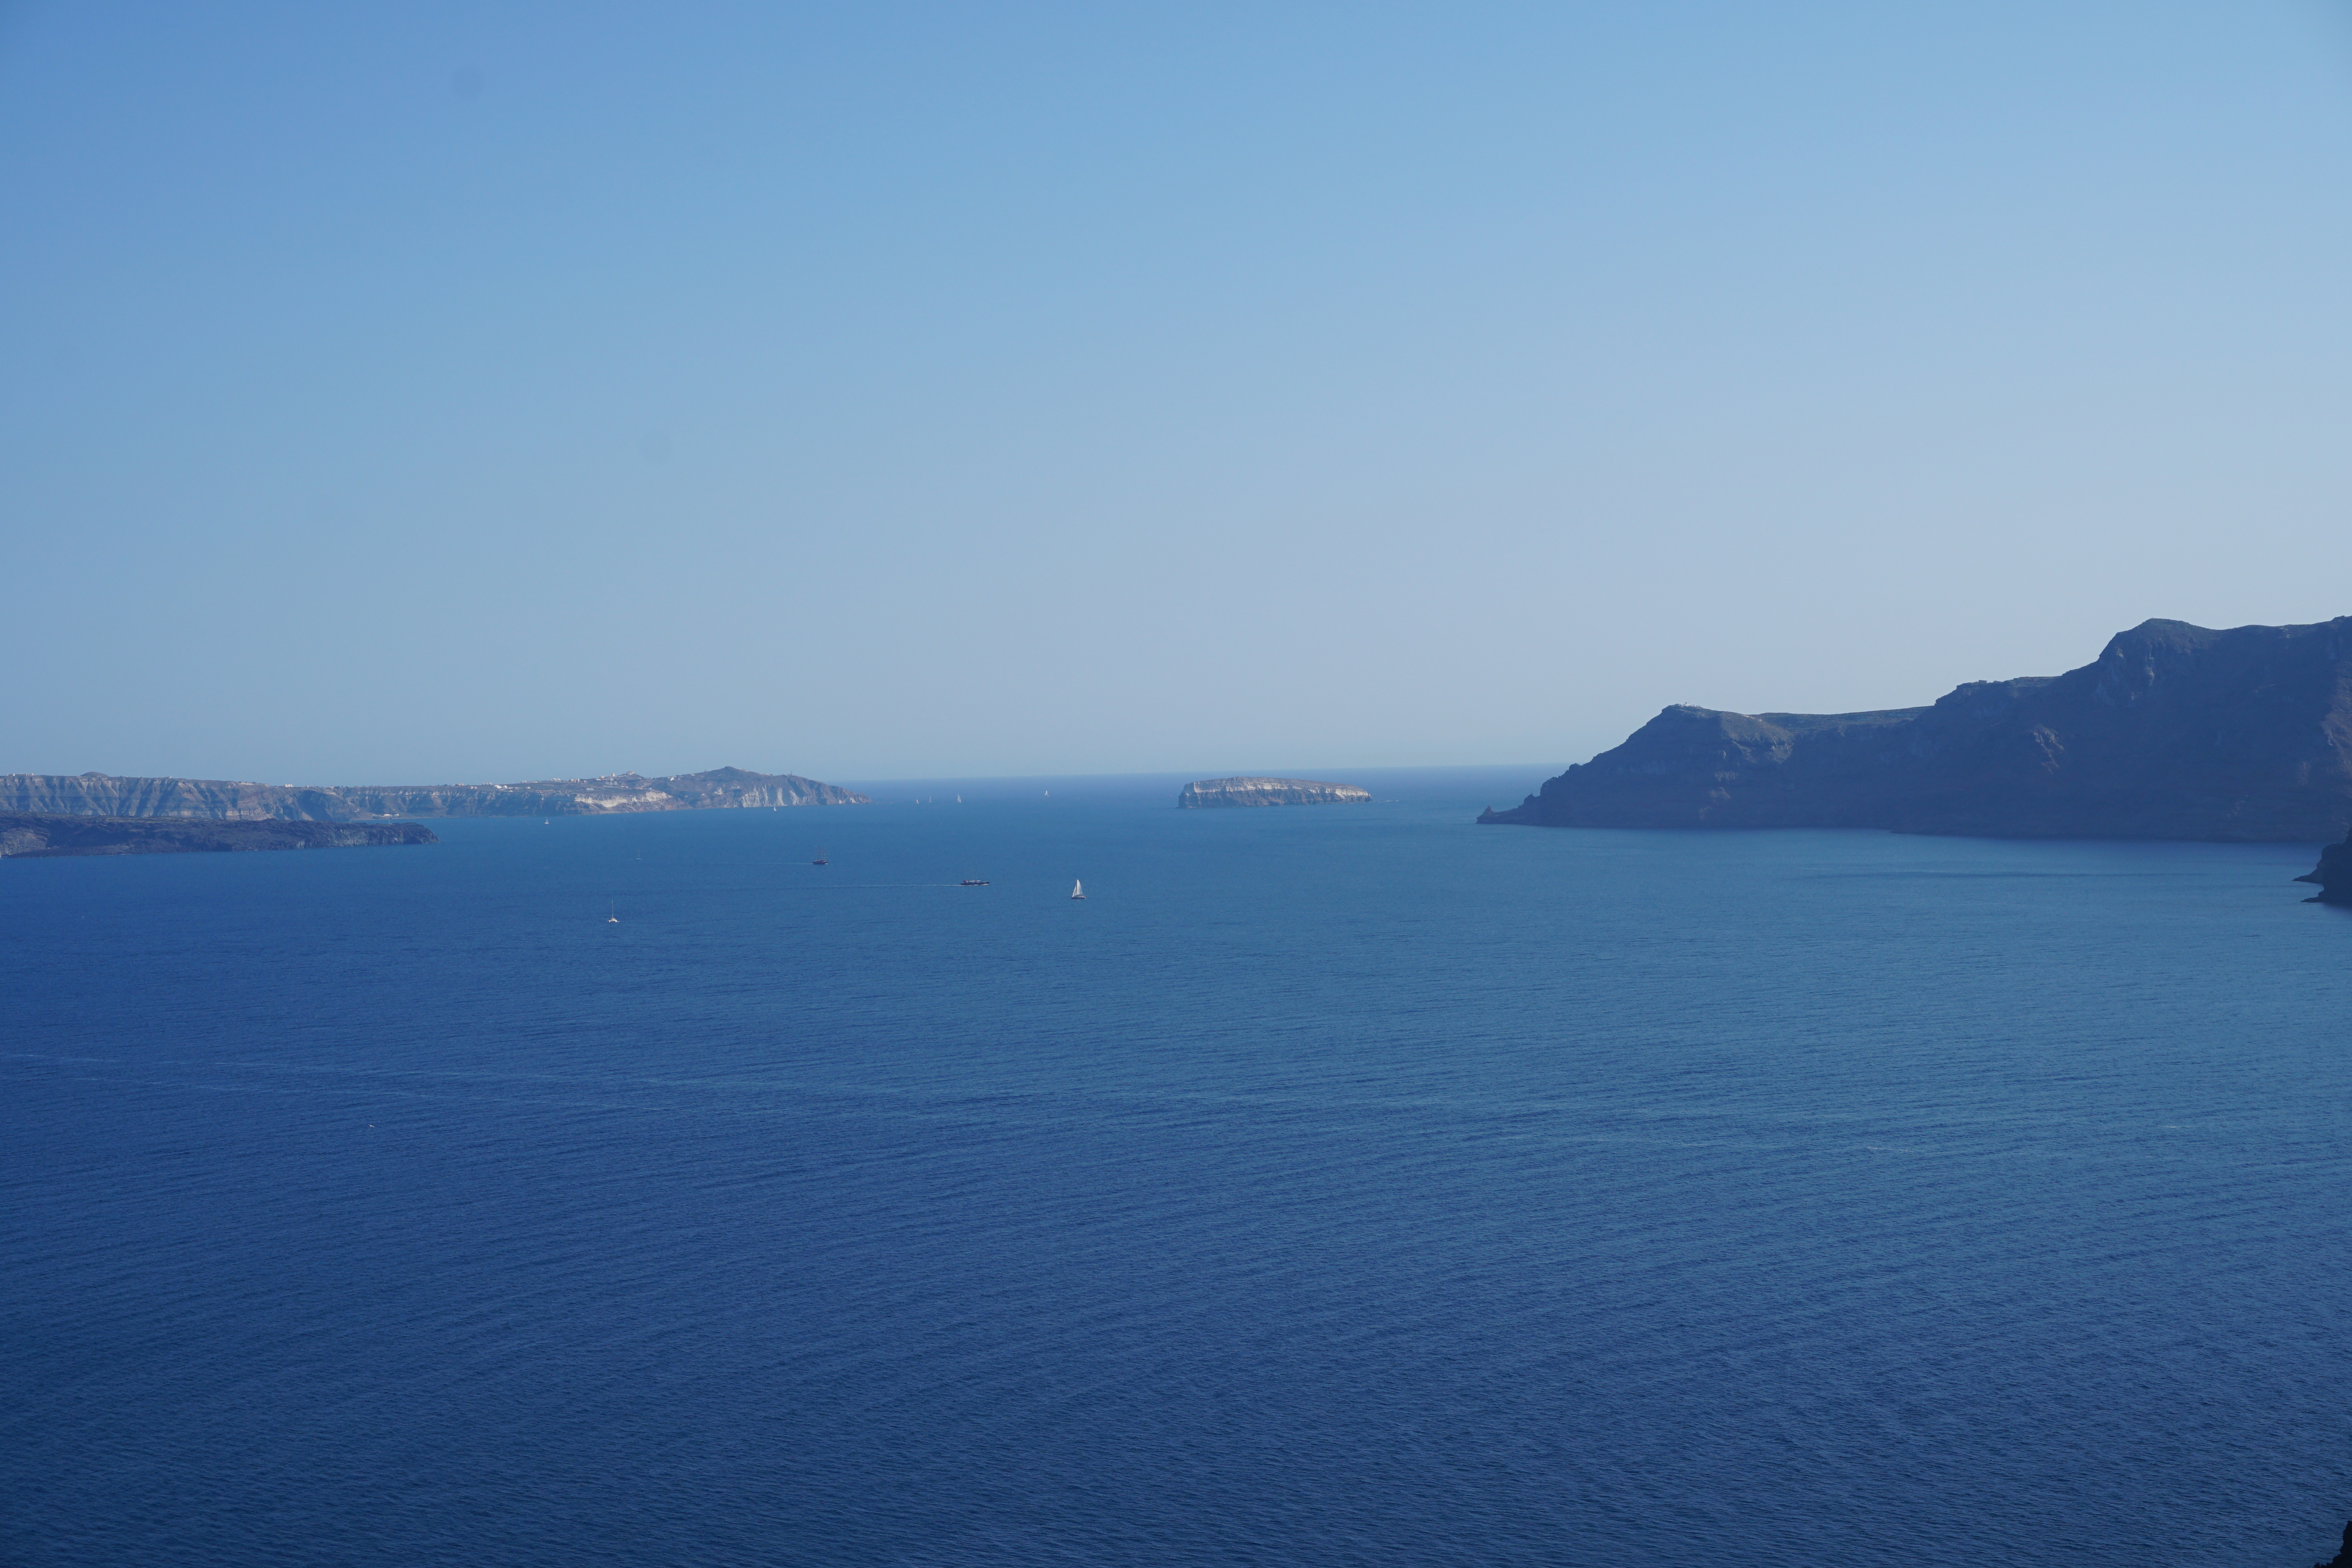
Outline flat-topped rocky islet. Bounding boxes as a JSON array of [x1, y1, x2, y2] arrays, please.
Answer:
[[1179, 777, 1372, 808]]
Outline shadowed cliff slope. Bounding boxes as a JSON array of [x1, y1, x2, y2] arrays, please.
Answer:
[[0, 766, 868, 821], [1481, 617, 2352, 841]]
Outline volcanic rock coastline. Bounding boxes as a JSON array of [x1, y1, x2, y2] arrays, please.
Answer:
[[1481, 616, 2352, 842], [0, 765, 868, 821], [1180, 777, 1373, 808], [0, 813, 438, 857]]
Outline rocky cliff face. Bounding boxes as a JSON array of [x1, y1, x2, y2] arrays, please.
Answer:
[[1481, 617, 2352, 842], [1179, 777, 1373, 808], [0, 767, 870, 821], [0, 773, 349, 821], [0, 813, 437, 857], [2297, 831, 2352, 904], [328, 767, 869, 818]]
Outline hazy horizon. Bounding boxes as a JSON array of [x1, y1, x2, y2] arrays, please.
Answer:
[[9, 3, 2352, 784], [4, 760, 1571, 796]]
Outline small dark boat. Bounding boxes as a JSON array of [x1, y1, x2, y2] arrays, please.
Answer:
[[960, 878, 989, 887]]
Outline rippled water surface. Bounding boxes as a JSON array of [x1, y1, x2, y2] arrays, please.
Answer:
[[5, 768, 2350, 1567]]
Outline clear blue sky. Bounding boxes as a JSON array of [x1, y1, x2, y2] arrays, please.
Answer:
[[7, 2, 2351, 785]]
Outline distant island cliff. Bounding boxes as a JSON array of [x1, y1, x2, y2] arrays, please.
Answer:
[[0, 765, 870, 821], [1180, 777, 1373, 808], [1480, 616, 2352, 842], [1, 813, 437, 857]]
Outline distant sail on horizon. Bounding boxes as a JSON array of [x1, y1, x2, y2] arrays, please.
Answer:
[[1070, 878, 1085, 900]]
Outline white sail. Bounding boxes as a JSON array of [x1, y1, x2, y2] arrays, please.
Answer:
[[1070, 879, 1084, 899]]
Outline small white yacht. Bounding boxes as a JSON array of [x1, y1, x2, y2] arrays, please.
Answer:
[[1070, 879, 1085, 900]]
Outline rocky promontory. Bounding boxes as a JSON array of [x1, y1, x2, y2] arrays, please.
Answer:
[[0, 765, 869, 821], [0, 813, 438, 857], [2297, 831, 2352, 905], [1481, 616, 2352, 842], [1179, 777, 1372, 808]]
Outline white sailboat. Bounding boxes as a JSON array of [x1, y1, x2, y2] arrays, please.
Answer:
[[607, 900, 620, 924], [1070, 879, 1085, 900]]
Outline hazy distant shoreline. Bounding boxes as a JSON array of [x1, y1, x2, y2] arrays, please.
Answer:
[[0, 767, 868, 823]]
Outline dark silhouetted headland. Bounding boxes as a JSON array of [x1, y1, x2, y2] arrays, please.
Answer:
[[2297, 830, 2352, 904], [1481, 617, 2352, 842], [0, 813, 437, 857]]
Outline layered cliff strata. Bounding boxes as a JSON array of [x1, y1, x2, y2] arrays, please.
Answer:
[[0, 765, 869, 821], [1179, 777, 1372, 808], [0, 773, 349, 821], [0, 813, 438, 857], [1481, 617, 2352, 842]]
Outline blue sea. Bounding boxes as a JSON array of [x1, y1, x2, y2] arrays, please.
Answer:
[[6, 767, 2350, 1567]]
